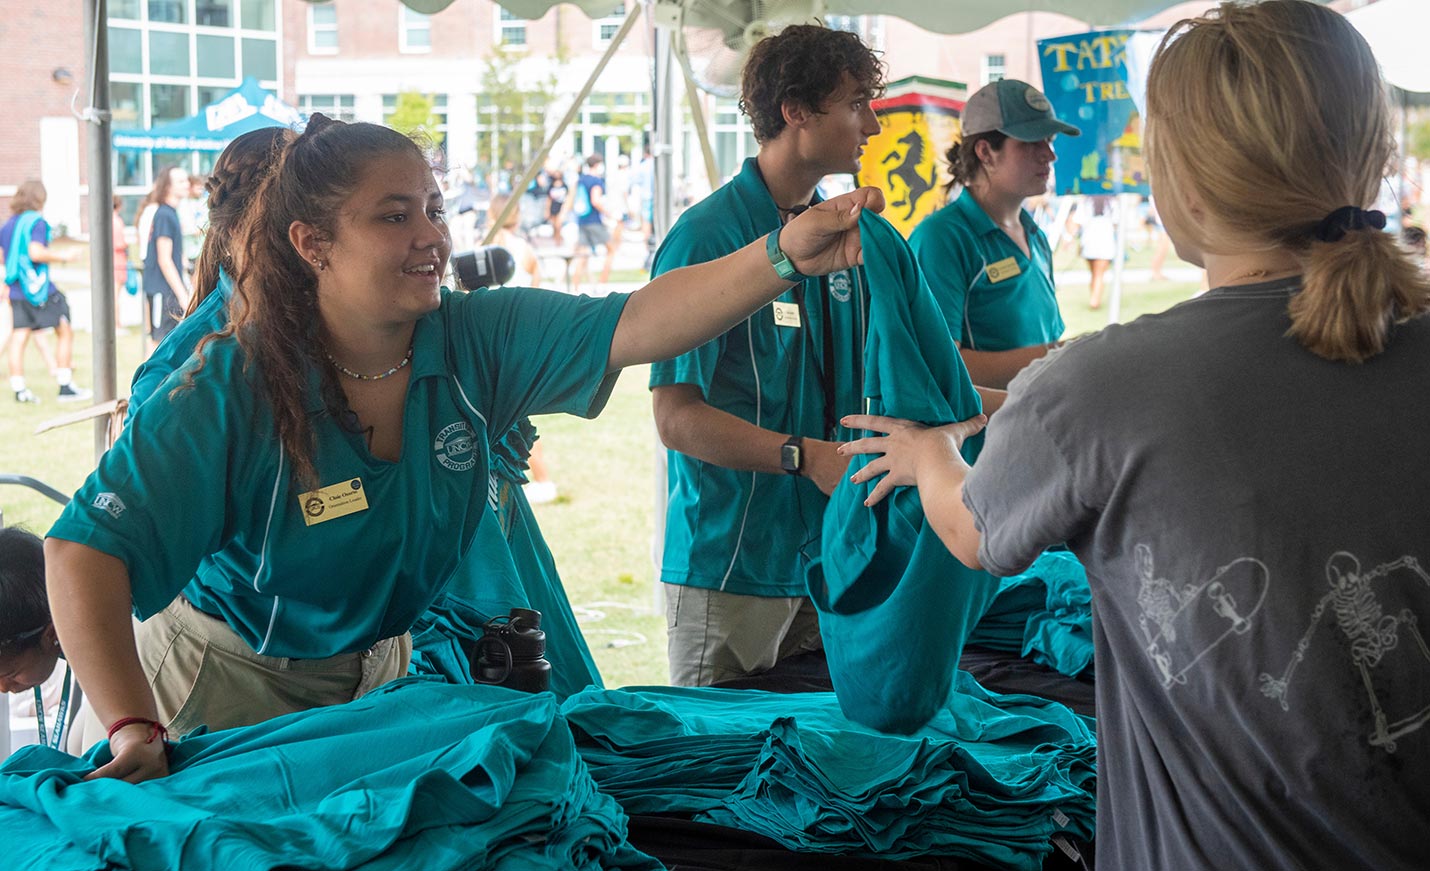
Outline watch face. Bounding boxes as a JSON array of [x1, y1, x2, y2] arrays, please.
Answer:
[[781, 443, 801, 472]]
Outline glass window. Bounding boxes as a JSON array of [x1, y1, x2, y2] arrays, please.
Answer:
[[400, 7, 431, 52], [594, 3, 625, 45], [111, 82, 143, 129], [110, 0, 141, 20], [110, 27, 143, 75], [117, 152, 147, 189], [196, 34, 235, 78], [982, 54, 1006, 85], [497, 7, 526, 47], [150, 83, 191, 123], [240, 0, 276, 32], [299, 94, 357, 123], [241, 37, 278, 80], [149, 31, 191, 77], [197, 85, 231, 109], [148, 0, 186, 24], [309, 3, 338, 52], [196, 0, 232, 27]]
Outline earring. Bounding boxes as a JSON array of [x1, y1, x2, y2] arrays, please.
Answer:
[[312, 258, 326, 272]]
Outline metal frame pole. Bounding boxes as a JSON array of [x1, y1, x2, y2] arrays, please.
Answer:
[[83, 0, 116, 460]]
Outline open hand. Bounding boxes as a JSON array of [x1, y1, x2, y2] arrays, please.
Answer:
[[837, 413, 987, 507], [780, 187, 886, 278]]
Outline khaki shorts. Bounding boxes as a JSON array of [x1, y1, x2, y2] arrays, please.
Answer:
[[68, 596, 411, 754], [664, 583, 823, 687]]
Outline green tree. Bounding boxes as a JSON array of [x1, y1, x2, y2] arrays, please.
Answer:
[[387, 91, 441, 146], [1406, 113, 1430, 162], [479, 49, 559, 172]]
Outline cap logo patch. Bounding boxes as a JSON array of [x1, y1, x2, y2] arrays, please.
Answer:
[[1025, 89, 1052, 112]]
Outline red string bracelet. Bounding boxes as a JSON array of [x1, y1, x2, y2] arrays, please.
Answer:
[[106, 717, 168, 744]]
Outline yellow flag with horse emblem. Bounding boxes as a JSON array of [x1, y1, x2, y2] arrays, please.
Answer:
[[857, 76, 967, 238]]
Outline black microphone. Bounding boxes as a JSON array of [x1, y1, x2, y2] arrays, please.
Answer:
[[452, 246, 517, 290]]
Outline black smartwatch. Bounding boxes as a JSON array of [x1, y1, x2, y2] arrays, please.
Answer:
[[780, 435, 804, 476]]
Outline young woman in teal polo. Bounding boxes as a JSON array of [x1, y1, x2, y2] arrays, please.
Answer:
[[45, 115, 881, 783], [909, 79, 1079, 392]]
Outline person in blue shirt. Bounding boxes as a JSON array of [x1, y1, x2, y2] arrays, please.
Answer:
[[908, 79, 1078, 391], [44, 113, 881, 783], [650, 24, 884, 686], [565, 153, 616, 293], [1, 180, 88, 403]]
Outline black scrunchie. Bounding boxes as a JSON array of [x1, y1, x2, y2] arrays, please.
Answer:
[[1313, 206, 1387, 243]]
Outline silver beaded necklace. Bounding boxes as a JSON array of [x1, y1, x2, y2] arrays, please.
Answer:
[[325, 345, 414, 381]]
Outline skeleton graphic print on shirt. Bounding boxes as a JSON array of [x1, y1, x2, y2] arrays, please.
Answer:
[[1133, 544, 1270, 689], [1259, 552, 1430, 753]]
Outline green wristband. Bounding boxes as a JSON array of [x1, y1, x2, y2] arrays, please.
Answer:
[[765, 227, 810, 283]]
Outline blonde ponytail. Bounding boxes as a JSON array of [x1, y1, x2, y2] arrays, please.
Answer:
[[1289, 229, 1430, 363]]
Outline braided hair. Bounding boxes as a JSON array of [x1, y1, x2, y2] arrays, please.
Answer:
[[188, 127, 296, 315]]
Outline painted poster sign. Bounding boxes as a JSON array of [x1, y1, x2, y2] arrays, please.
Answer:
[[1037, 30, 1151, 196], [857, 83, 964, 238]]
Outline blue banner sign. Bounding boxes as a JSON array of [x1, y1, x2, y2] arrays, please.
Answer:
[[1037, 30, 1151, 196]]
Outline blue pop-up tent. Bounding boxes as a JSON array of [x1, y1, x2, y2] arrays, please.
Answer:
[[112, 77, 304, 152]]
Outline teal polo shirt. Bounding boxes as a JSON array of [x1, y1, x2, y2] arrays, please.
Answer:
[[50, 286, 627, 659], [126, 269, 233, 423], [908, 188, 1063, 351], [649, 158, 866, 598]]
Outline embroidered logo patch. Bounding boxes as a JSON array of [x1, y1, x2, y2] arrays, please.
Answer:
[[93, 492, 126, 519], [434, 421, 476, 472], [830, 271, 853, 303]]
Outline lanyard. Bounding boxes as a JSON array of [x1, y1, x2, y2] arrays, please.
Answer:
[[790, 277, 840, 439], [33, 664, 72, 751]]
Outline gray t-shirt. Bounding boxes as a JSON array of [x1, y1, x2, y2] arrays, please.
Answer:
[[964, 279, 1430, 869]]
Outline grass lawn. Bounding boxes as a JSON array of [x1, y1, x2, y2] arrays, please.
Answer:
[[0, 270, 1198, 689]]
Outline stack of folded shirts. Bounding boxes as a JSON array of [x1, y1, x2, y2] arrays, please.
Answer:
[[0, 681, 659, 871], [562, 678, 1095, 870], [968, 551, 1095, 678]]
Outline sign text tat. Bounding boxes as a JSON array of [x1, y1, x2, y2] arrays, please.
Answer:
[[1042, 34, 1130, 74]]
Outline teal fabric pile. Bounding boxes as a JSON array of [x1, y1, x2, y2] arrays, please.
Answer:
[[409, 420, 603, 700], [0, 681, 658, 871], [807, 211, 1000, 735], [562, 681, 1096, 870], [969, 551, 1094, 678]]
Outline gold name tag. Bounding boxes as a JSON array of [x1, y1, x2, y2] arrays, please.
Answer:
[[986, 257, 1022, 283], [772, 301, 802, 328], [298, 478, 370, 527]]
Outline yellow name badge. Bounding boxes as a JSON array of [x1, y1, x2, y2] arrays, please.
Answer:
[[985, 257, 1022, 284], [772, 301, 802, 328], [297, 478, 370, 527]]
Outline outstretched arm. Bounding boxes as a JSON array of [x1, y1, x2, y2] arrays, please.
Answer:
[[838, 413, 988, 568], [607, 187, 884, 372], [45, 539, 170, 782]]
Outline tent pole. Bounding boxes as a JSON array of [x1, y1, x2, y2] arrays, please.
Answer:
[[84, 0, 116, 460], [481, 2, 644, 246], [678, 61, 719, 190]]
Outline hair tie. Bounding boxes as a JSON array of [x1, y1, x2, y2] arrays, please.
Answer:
[[1313, 206, 1386, 243]]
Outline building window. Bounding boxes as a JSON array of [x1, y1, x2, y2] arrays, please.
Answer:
[[197, 34, 236, 78], [400, 6, 432, 53], [110, 27, 143, 75], [241, 36, 278, 80], [496, 7, 527, 47], [149, 30, 191, 76], [594, 3, 625, 46], [196, 0, 232, 27], [148, 0, 186, 24], [300, 94, 358, 123], [240, 0, 276, 32], [309, 2, 338, 53], [982, 54, 1006, 85], [150, 83, 191, 124], [111, 0, 141, 20]]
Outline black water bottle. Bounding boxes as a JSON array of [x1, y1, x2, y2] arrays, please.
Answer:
[[473, 608, 551, 693]]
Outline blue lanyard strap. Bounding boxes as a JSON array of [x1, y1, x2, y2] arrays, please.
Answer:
[[33, 664, 72, 751]]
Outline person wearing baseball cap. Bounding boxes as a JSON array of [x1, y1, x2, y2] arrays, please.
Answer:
[[909, 78, 1079, 401]]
